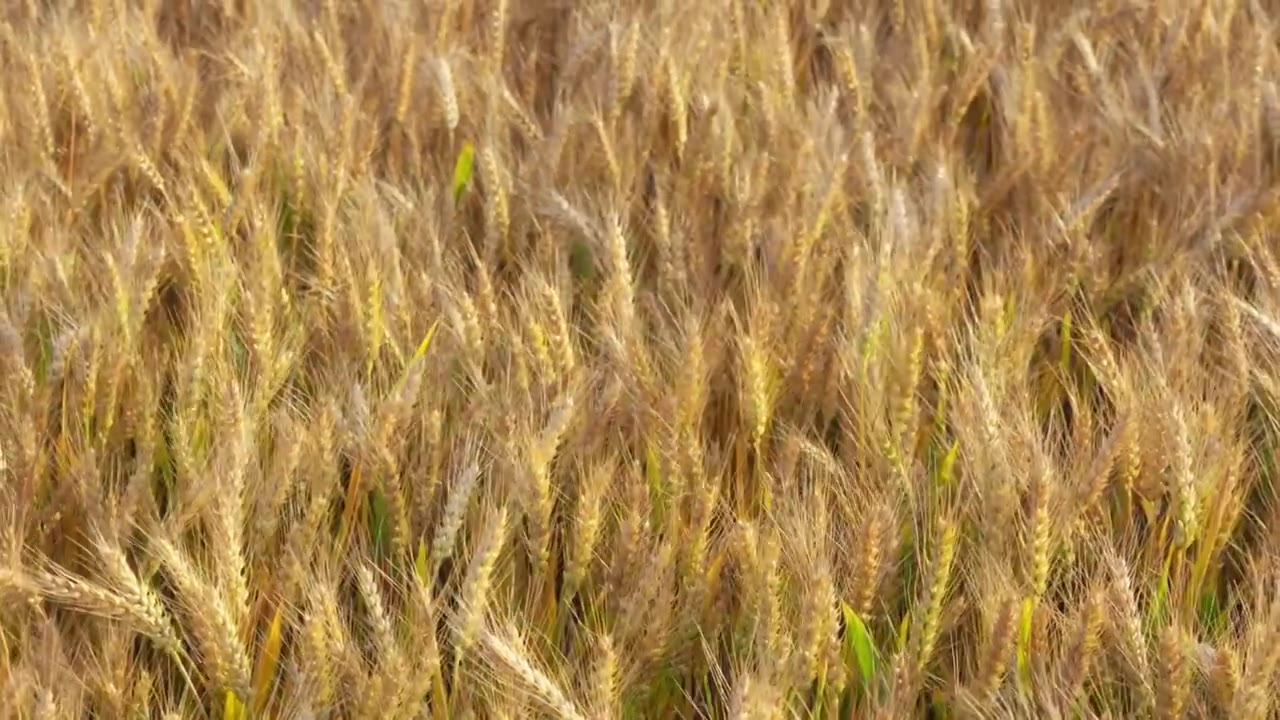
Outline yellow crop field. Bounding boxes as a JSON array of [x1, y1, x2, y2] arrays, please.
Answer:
[[0, 0, 1278, 717]]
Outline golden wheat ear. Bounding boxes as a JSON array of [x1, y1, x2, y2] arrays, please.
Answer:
[[452, 504, 509, 663]]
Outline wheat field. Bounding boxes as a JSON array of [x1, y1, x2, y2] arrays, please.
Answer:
[[1, 0, 1278, 717]]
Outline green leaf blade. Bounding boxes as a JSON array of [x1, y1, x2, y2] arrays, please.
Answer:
[[453, 142, 475, 202]]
